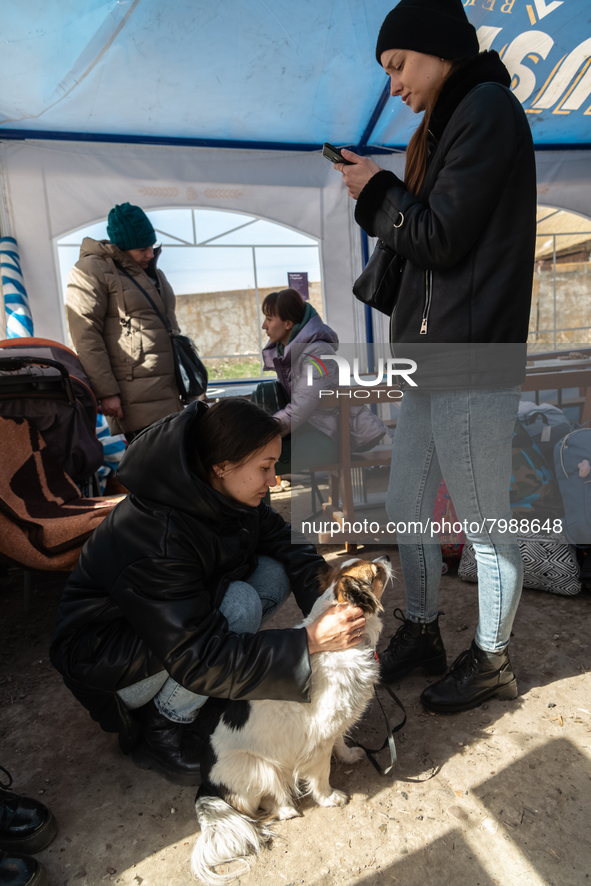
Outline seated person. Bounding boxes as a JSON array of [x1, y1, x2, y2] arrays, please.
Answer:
[[260, 288, 390, 477], [50, 399, 366, 784]]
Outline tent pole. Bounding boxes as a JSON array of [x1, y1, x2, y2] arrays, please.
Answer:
[[357, 82, 391, 154], [360, 229, 375, 372]]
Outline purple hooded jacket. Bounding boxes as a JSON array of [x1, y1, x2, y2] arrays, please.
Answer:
[[262, 311, 389, 452]]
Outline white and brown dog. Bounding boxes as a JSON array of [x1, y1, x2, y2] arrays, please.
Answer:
[[192, 555, 392, 883]]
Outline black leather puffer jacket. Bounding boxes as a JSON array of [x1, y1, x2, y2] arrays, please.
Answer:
[[355, 52, 536, 346], [50, 402, 324, 751]]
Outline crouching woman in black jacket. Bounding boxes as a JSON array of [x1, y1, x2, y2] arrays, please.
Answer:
[[51, 399, 365, 785]]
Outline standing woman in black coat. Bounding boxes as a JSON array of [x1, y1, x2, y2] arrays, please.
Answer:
[[334, 0, 536, 712], [51, 399, 366, 784]]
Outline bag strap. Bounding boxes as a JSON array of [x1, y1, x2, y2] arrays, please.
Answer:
[[105, 257, 130, 325], [116, 264, 173, 337], [353, 681, 407, 776]]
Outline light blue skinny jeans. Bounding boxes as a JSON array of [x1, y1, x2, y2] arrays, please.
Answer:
[[387, 386, 523, 653], [117, 556, 291, 723]]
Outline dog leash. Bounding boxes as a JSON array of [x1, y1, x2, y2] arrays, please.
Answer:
[[354, 683, 407, 776]]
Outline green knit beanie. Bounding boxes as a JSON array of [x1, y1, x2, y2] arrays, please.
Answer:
[[107, 203, 156, 251]]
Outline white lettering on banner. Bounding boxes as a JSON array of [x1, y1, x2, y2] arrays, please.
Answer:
[[533, 37, 591, 110], [561, 55, 591, 112], [533, 0, 563, 19], [464, 0, 515, 8], [476, 25, 503, 51], [503, 31, 554, 103]]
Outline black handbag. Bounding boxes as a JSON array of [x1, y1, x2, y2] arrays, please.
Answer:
[[353, 239, 404, 316], [117, 266, 208, 399], [251, 379, 289, 414]]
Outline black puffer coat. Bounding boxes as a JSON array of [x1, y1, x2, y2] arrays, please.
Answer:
[[50, 402, 324, 751], [355, 51, 536, 346]]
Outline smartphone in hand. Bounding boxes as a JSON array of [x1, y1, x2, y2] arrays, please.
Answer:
[[323, 143, 355, 165]]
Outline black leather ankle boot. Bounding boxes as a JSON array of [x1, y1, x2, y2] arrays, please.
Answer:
[[0, 850, 48, 886], [0, 767, 57, 855], [420, 640, 518, 713], [131, 700, 201, 785], [378, 609, 447, 684]]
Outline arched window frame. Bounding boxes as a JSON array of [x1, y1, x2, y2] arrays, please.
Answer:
[[54, 207, 324, 382]]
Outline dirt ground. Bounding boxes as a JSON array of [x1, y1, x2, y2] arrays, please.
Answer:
[[1, 534, 591, 886]]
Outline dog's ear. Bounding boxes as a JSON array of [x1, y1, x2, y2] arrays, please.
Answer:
[[371, 560, 392, 601], [317, 564, 340, 596], [336, 575, 382, 615]]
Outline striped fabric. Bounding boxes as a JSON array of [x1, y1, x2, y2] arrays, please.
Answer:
[[0, 236, 34, 338], [96, 413, 127, 493]]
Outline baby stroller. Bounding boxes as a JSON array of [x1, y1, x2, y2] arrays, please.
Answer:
[[0, 337, 123, 585], [0, 337, 104, 494]]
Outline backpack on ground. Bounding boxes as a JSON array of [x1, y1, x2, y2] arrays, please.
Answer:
[[553, 426, 591, 545], [511, 419, 562, 518], [518, 401, 571, 456]]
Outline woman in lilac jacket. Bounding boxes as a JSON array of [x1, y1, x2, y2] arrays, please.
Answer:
[[261, 288, 389, 476]]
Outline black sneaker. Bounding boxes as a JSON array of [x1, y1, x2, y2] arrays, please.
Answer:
[[420, 640, 518, 713], [378, 609, 447, 684], [131, 700, 201, 786], [0, 850, 48, 886], [0, 768, 57, 855]]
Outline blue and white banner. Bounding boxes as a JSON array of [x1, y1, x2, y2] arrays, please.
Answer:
[[0, 236, 33, 338], [96, 413, 127, 494], [467, 0, 591, 145]]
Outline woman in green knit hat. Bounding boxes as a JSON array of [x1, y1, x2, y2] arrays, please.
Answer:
[[66, 203, 184, 440]]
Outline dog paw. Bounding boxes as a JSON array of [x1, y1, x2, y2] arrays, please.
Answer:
[[317, 790, 349, 808], [338, 745, 366, 764], [275, 806, 300, 820]]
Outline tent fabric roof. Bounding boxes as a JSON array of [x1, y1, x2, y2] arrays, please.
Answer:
[[1, 1, 590, 150]]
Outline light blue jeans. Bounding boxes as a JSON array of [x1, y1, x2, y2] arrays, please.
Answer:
[[387, 387, 523, 653], [117, 556, 292, 723]]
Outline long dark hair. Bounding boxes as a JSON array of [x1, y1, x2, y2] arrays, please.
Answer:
[[404, 61, 462, 195], [191, 399, 281, 483]]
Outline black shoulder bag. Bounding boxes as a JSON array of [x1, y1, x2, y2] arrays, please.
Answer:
[[353, 239, 405, 316], [118, 266, 208, 399]]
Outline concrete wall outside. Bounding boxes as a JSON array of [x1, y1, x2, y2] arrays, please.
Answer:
[[175, 282, 323, 376], [530, 260, 591, 345]]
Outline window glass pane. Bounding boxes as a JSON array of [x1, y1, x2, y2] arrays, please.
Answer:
[[57, 246, 82, 299], [530, 207, 591, 350], [530, 233, 555, 343], [153, 233, 191, 246], [157, 245, 254, 294], [193, 209, 255, 244], [254, 246, 323, 317], [55, 210, 322, 382], [213, 219, 317, 246], [146, 209, 194, 243], [554, 233, 591, 342], [57, 220, 109, 246], [160, 246, 261, 375]]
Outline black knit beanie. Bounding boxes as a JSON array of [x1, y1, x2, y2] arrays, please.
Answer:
[[376, 0, 479, 64]]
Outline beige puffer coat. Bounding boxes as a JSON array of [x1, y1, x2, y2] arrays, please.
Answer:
[[66, 239, 183, 434]]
